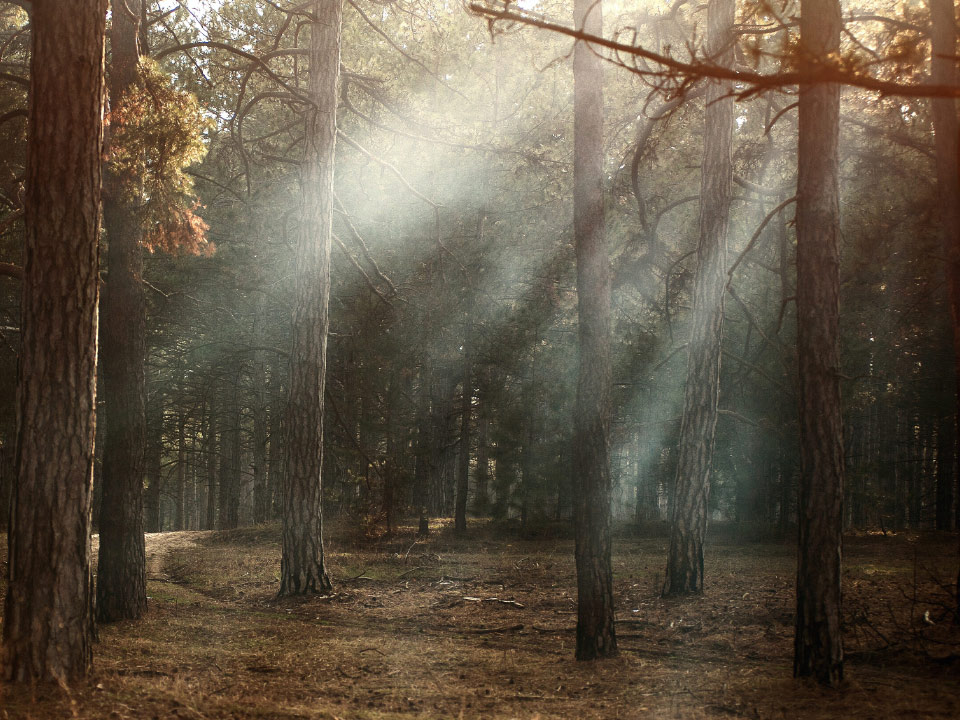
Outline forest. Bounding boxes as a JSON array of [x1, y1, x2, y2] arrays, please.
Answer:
[[1, 0, 960, 717]]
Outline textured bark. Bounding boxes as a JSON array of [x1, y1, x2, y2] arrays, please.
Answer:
[[663, 0, 734, 597], [572, 0, 617, 661], [929, 3, 960, 596], [794, 0, 844, 686], [279, 0, 342, 596], [96, 0, 147, 624], [2, 0, 107, 683]]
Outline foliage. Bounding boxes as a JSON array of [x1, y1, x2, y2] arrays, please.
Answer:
[[108, 59, 214, 256]]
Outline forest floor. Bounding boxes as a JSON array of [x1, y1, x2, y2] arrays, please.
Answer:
[[1, 521, 960, 719]]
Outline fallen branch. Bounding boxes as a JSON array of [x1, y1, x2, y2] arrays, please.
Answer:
[[468, 624, 524, 634]]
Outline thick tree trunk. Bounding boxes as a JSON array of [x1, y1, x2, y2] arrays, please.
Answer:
[[572, 0, 617, 661], [205, 391, 218, 530], [2, 0, 107, 683], [279, 0, 342, 596], [663, 0, 734, 596], [794, 0, 844, 686], [928, 0, 960, 611], [96, 0, 147, 624]]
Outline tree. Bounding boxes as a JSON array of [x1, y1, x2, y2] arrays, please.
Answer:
[[1, 0, 108, 682], [279, 0, 343, 596], [663, 0, 734, 597], [928, 0, 960, 615], [793, 0, 844, 686], [97, 0, 148, 624], [572, 0, 617, 661]]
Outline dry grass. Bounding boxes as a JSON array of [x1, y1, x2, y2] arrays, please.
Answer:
[[1, 521, 959, 718]]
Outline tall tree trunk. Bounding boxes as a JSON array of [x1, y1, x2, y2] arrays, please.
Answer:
[[794, 0, 844, 686], [572, 0, 617, 661], [928, 0, 960, 614], [279, 0, 342, 595], [663, 0, 734, 596], [96, 0, 147, 624], [2, 0, 107, 682]]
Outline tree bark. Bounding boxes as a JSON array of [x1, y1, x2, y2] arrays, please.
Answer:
[[279, 0, 342, 596], [928, 0, 960, 611], [794, 0, 844, 686], [663, 0, 734, 596], [2, 0, 107, 683], [572, 0, 617, 661], [96, 0, 147, 624]]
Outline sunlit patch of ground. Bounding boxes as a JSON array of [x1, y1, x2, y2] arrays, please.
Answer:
[[1, 521, 959, 718]]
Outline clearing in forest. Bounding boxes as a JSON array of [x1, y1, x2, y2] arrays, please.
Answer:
[[2, 522, 959, 719]]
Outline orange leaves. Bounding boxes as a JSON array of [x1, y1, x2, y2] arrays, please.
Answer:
[[142, 201, 214, 257], [107, 59, 214, 256]]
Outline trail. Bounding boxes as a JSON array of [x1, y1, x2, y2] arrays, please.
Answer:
[[91, 529, 211, 579]]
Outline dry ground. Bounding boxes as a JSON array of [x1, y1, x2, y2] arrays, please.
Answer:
[[1, 521, 959, 719]]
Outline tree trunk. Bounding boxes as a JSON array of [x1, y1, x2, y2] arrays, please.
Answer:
[[279, 0, 342, 596], [663, 0, 734, 596], [2, 0, 107, 682], [572, 0, 617, 661], [96, 0, 147, 624], [928, 0, 960, 612], [794, 0, 844, 686], [175, 406, 186, 531]]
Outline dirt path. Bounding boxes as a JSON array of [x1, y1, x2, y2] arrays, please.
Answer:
[[91, 530, 211, 578]]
